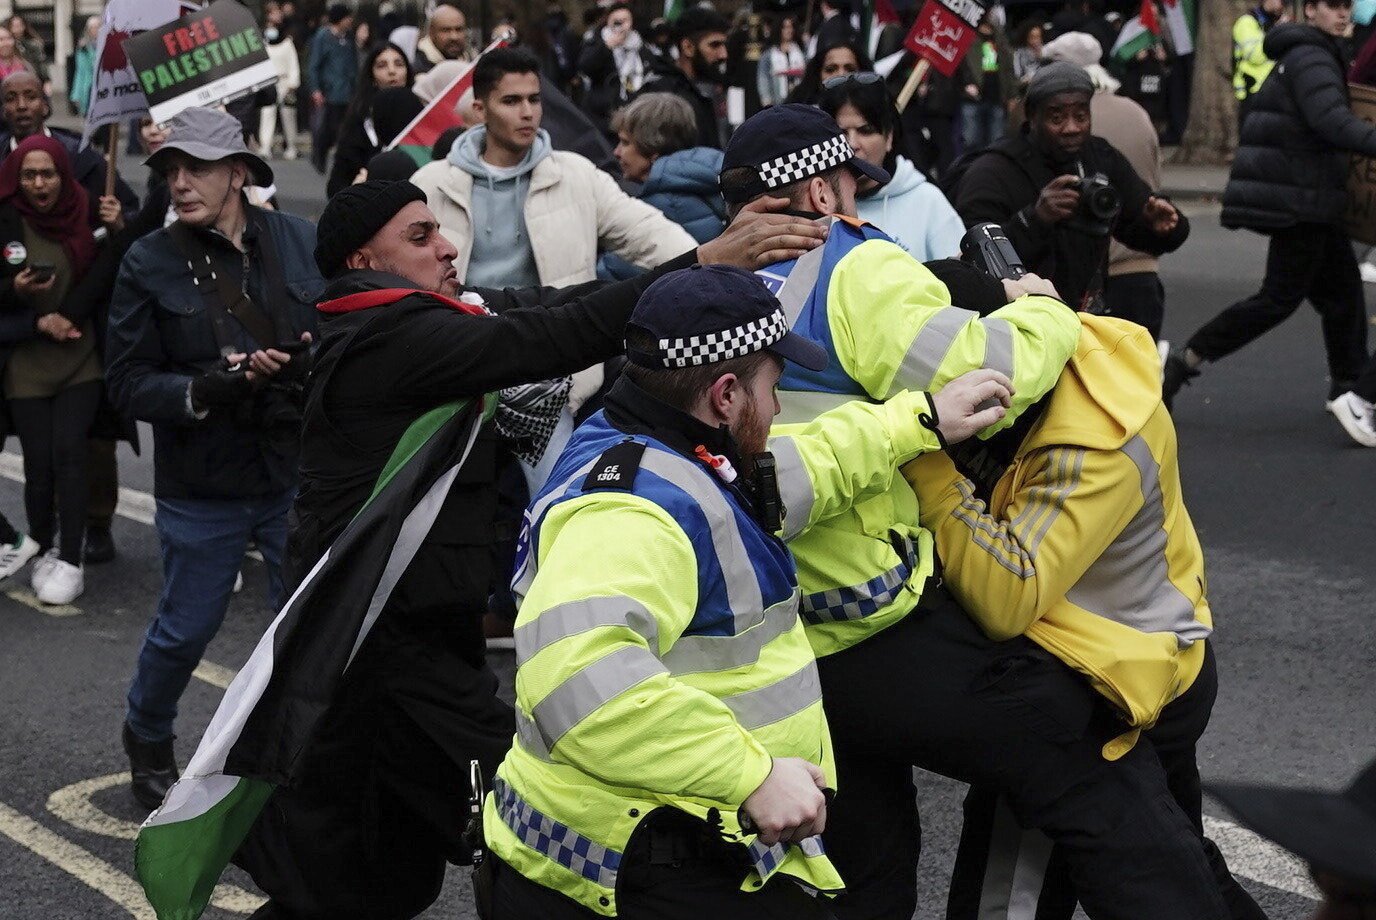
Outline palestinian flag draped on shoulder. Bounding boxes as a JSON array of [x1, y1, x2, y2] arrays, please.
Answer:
[[135, 369, 498, 919]]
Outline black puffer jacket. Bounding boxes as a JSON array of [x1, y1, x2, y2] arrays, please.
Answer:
[[1223, 24, 1376, 231]]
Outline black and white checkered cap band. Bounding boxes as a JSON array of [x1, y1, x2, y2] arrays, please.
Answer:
[[757, 134, 854, 189], [658, 309, 790, 368]]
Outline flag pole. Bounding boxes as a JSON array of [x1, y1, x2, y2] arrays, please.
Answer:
[[895, 59, 929, 114], [105, 123, 120, 199]]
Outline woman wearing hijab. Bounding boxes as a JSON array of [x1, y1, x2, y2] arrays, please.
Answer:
[[326, 42, 418, 197], [0, 136, 102, 604]]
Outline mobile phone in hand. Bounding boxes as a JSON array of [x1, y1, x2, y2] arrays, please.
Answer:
[[273, 340, 310, 356], [27, 261, 55, 283]]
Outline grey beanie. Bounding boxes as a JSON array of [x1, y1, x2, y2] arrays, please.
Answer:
[[1025, 61, 1096, 113]]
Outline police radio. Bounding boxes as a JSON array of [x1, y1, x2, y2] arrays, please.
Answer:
[[960, 223, 1027, 281]]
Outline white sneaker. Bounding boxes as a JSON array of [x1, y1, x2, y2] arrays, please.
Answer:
[[36, 557, 83, 605], [282, 148, 299, 161], [232, 570, 244, 594], [30, 548, 58, 593], [1327, 391, 1376, 447], [0, 534, 39, 580], [1360, 261, 1376, 284]]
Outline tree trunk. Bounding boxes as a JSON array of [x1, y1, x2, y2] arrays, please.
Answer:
[[1173, 0, 1253, 164]]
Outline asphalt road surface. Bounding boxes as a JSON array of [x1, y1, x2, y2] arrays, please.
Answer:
[[0, 168, 1370, 920]]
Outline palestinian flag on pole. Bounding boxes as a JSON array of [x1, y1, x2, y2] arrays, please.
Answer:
[[1111, 0, 1161, 62], [135, 386, 496, 920], [665, 0, 684, 22], [862, 0, 902, 61], [385, 40, 506, 166], [1163, 0, 1195, 56]]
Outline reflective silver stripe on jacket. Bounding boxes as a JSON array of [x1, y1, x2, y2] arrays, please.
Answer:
[[774, 240, 827, 326], [768, 436, 814, 541], [662, 590, 801, 676], [776, 389, 866, 426], [884, 308, 1018, 399], [638, 449, 767, 632], [721, 662, 822, 730], [1064, 436, 1212, 645], [530, 645, 667, 751], [515, 596, 661, 664]]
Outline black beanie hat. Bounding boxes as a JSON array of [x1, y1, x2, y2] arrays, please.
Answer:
[[315, 180, 427, 278]]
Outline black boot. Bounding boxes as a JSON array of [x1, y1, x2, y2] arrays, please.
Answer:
[[1162, 349, 1200, 410], [122, 723, 179, 811], [84, 526, 115, 565]]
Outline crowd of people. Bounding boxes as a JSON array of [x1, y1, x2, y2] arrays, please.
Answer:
[[0, 2, 1371, 920]]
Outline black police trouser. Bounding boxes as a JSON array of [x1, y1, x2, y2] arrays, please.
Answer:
[[947, 643, 1267, 920], [1187, 222, 1369, 387], [818, 587, 1229, 920], [1103, 271, 1165, 342], [489, 808, 837, 920]]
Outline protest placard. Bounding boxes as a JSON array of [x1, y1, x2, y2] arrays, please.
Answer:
[[80, 0, 200, 146], [121, 0, 278, 125], [903, 0, 987, 77]]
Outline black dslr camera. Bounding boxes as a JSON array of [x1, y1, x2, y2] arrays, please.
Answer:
[[1065, 171, 1121, 236]]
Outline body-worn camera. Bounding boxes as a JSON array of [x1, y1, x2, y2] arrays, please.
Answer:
[[1065, 171, 1121, 236]]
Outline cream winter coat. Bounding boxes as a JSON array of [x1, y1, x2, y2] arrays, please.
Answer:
[[412, 144, 696, 411], [411, 148, 696, 289]]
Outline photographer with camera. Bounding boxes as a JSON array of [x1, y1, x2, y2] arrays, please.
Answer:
[[103, 108, 321, 812], [952, 62, 1190, 316]]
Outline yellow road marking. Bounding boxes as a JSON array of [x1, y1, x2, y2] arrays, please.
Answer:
[[42, 773, 265, 913], [4, 587, 80, 617], [193, 659, 238, 690], [0, 799, 156, 918], [47, 773, 140, 841]]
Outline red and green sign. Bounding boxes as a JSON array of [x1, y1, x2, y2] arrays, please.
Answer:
[[122, 0, 278, 124]]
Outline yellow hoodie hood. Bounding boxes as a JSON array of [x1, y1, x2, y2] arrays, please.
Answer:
[[1024, 315, 1162, 455]]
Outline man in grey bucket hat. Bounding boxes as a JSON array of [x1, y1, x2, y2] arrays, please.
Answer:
[[104, 106, 323, 812]]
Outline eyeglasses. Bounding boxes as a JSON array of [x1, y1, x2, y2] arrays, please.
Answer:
[[823, 71, 882, 90]]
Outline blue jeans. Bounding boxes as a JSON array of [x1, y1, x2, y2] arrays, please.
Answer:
[[961, 100, 1007, 151], [125, 489, 293, 743]]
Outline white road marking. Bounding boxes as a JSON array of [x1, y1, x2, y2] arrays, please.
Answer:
[[0, 451, 154, 526], [4, 587, 80, 617], [1204, 814, 1322, 900], [42, 774, 266, 913], [0, 799, 156, 918], [193, 659, 238, 690]]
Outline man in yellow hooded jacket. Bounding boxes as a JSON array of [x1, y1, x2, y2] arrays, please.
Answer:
[[906, 314, 1268, 920]]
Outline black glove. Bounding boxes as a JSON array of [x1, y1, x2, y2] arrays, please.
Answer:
[[190, 367, 253, 411]]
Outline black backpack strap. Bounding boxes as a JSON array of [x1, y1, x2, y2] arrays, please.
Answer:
[[582, 439, 646, 492]]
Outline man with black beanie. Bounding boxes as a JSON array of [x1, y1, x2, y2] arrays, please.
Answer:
[[231, 179, 831, 920], [953, 61, 1189, 316]]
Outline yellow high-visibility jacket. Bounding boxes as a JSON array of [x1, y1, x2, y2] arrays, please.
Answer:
[[905, 315, 1212, 759], [1234, 11, 1276, 101], [761, 218, 1082, 656], [488, 389, 945, 915]]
